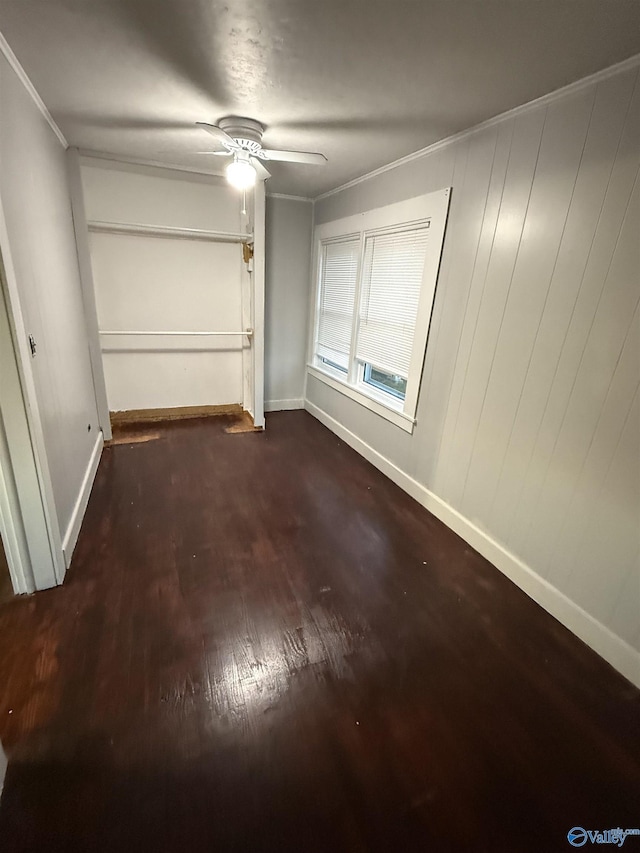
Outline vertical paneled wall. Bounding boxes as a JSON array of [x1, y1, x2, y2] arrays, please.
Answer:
[[309, 62, 640, 667]]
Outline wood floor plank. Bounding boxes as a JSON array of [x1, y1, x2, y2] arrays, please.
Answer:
[[0, 411, 637, 852]]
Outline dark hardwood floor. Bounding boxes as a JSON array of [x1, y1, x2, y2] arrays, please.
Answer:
[[0, 411, 637, 852]]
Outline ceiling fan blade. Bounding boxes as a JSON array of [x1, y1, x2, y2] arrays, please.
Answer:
[[260, 148, 327, 165], [196, 122, 239, 150], [195, 150, 232, 156], [250, 157, 271, 180]]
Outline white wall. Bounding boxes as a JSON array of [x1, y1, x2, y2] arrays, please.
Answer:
[[308, 60, 640, 683], [81, 159, 248, 412], [0, 50, 100, 564], [265, 196, 313, 409]]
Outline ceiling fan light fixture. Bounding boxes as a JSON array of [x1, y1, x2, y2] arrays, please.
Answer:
[[226, 155, 256, 190]]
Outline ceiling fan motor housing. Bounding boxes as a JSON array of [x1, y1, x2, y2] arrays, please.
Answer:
[[218, 116, 265, 153]]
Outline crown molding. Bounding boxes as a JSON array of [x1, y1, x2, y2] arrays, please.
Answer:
[[267, 192, 313, 203], [0, 29, 68, 148], [314, 52, 640, 202]]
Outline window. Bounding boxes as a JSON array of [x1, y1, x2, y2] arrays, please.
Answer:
[[357, 225, 430, 401], [316, 237, 359, 374], [308, 190, 451, 433], [363, 365, 407, 400]]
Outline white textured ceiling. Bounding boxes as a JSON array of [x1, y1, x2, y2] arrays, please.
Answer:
[[1, 0, 639, 197]]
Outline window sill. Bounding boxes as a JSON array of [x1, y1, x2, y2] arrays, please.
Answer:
[[306, 365, 416, 434]]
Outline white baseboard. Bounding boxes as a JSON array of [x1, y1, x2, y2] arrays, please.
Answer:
[[305, 399, 640, 688], [61, 431, 103, 570], [265, 398, 304, 412]]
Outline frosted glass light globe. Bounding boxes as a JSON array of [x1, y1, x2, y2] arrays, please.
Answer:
[[226, 159, 256, 190]]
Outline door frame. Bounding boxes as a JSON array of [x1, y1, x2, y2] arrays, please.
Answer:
[[0, 196, 64, 593], [0, 400, 34, 594]]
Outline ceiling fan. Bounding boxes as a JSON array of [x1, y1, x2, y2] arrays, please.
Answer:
[[196, 116, 327, 189]]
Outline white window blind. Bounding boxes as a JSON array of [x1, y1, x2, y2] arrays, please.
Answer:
[[355, 225, 430, 378], [316, 237, 360, 370]]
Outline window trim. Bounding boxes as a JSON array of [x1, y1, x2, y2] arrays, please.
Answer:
[[306, 364, 415, 432], [307, 189, 451, 434]]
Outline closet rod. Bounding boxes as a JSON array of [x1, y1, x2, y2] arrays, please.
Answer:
[[99, 330, 254, 337], [88, 220, 252, 243]]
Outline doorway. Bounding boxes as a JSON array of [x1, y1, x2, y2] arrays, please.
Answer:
[[76, 157, 265, 425]]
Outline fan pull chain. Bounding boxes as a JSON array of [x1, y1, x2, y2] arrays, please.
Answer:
[[241, 189, 247, 216]]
